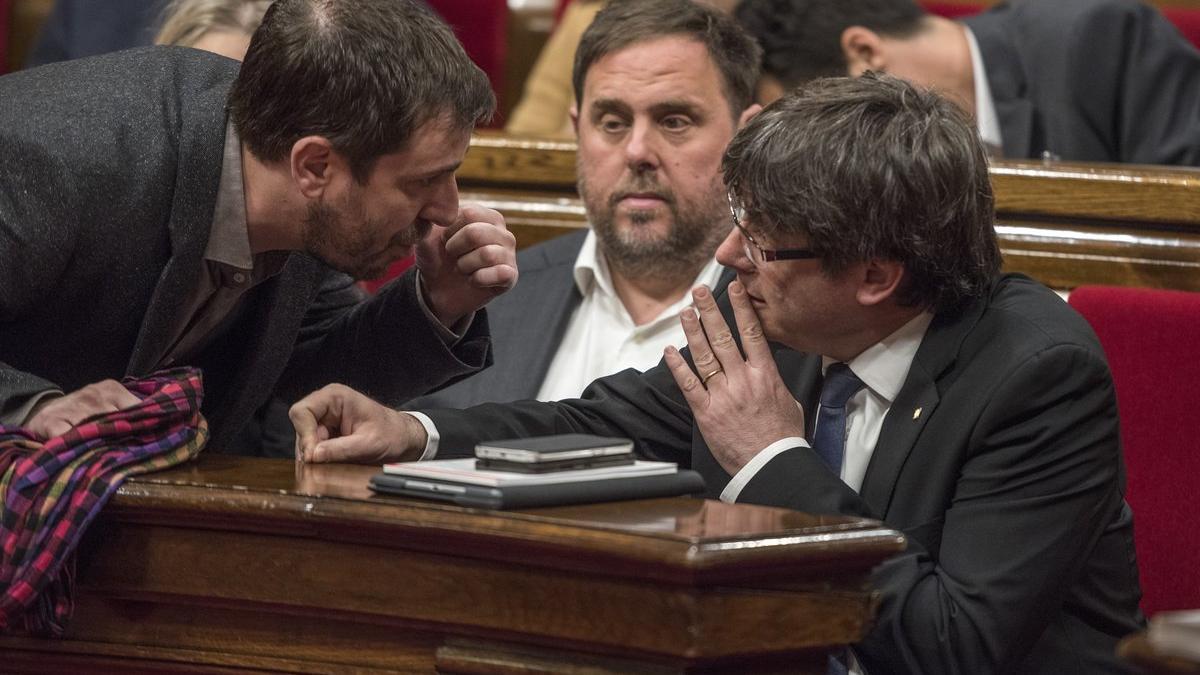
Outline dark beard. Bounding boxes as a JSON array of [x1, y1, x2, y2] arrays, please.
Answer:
[[301, 200, 387, 281], [580, 172, 728, 283]]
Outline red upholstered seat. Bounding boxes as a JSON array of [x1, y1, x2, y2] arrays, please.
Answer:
[[1163, 7, 1200, 51], [921, 1, 985, 20], [425, 0, 507, 127], [1068, 286, 1200, 617]]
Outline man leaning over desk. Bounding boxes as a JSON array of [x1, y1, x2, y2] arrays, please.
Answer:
[[0, 0, 518, 453], [295, 73, 1144, 672]]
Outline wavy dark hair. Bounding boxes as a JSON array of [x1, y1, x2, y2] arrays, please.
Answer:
[[723, 73, 1000, 314], [229, 0, 495, 183]]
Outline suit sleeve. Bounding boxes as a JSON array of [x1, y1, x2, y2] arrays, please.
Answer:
[[1072, 2, 1200, 165], [0, 136, 81, 418], [421, 357, 698, 464], [273, 268, 493, 407], [744, 343, 1124, 674]]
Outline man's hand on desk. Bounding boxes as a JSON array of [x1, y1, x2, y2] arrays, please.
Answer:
[[418, 203, 518, 328], [25, 379, 140, 439], [290, 384, 427, 464]]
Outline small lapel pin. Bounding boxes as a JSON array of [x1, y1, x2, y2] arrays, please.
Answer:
[[912, 407, 923, 420]]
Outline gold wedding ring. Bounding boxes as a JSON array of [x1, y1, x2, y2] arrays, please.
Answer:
[[700, 367, 724, 385]]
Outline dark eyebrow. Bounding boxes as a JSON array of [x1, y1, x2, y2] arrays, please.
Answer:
[[409, 161, 462, 182], [588, 98, 632, 121], [647, 99, 704, 120]]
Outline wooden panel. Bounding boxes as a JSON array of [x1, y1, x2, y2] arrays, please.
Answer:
[[462, 133, 1200, 292], [0, 455, 904, 673], [1118, 632, 1200, 674]]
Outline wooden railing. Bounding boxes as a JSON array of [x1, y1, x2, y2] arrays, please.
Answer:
[[460, 132, 1200, 292]]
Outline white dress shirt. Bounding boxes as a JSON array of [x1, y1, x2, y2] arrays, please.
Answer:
[[536, 230, 725, 401], [720, 312, 934, 502], [965, 26, 1004, 153]]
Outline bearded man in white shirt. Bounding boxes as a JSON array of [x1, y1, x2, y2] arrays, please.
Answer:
[[407, 0, 761, 409]]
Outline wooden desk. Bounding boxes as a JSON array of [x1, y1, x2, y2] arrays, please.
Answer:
[[0, 455, 904, 674], [459, 132, 1200, 292]]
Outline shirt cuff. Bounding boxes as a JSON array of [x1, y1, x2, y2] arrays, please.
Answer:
[[0, 389, 65, 427], [404, 410, 440, 461], [415, 271, 475, 345], [719, 436, 810, 503]]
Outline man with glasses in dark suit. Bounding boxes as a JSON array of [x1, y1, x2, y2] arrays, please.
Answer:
[[292, 74, 1143, 672]]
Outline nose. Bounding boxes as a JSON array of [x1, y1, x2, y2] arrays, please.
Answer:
[[623, 119, 661, 173], [716, 226, 754, 272], [419, 173, 460, 226]]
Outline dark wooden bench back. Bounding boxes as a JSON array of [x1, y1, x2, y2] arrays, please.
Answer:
[[459, 132, 1200, 292]]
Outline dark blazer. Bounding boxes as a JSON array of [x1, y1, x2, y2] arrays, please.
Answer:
[[410, 228, 734, 408], [0, 47, 491, 452], [422, 274, 1143, 673], [965, 0, 1200, 164]]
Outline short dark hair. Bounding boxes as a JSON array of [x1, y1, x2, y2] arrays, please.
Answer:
[[723, 73, 1000, 314], [572, 0, 762, 117], [229, 0, 495, 183], [735, 0, 927, 88]]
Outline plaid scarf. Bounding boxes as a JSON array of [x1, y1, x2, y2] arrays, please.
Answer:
[[0, 367, 208, 636]]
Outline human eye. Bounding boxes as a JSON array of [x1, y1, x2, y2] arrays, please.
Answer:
[[597, 114, 628, 134], [660, 114, 693, 132], [416, 170, 450, 188]]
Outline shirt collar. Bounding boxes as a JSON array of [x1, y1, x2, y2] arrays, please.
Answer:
[[573, 229, 612, 298], [964, 26, 1003, 151], [824, 312, 934, 404], [572, 228, 725, 321], [204, 121, 253, 271]]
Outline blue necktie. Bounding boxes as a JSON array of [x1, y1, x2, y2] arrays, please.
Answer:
[[816, 363, 864, 675], [811, 363, 865, 476]]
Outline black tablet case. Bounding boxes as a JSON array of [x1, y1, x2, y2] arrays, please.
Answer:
[[369, 469, 706, 510]]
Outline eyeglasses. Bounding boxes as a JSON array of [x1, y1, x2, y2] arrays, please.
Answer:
[[727, 191, 818, 265]]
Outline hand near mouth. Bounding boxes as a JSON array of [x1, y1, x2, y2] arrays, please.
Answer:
[[417, 203, 519, 329], [663, 281, 806, 476]]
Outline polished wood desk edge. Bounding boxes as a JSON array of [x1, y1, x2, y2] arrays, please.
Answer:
[[113, 456, 906, 584]]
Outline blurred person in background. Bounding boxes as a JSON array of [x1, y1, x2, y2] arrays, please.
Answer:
[[735, 0, 1200, 164], [156, 0, 274, 60]]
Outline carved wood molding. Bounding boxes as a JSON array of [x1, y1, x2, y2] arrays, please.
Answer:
[[463, 133, 1200, 292]]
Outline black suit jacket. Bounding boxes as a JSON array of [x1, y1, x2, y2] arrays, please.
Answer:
[[0, 47, 492, 451], [421, 274, 1143, 673], [410, 229, 734, 408], [966, 0, 1200, 164]]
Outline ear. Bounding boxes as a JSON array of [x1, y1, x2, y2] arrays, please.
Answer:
[[289, 136, 343, 200], [737, 103, 763, 129], [569, 103, 580, 138], [855, 259, 905, 307], [841, 26, 888, 77]]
